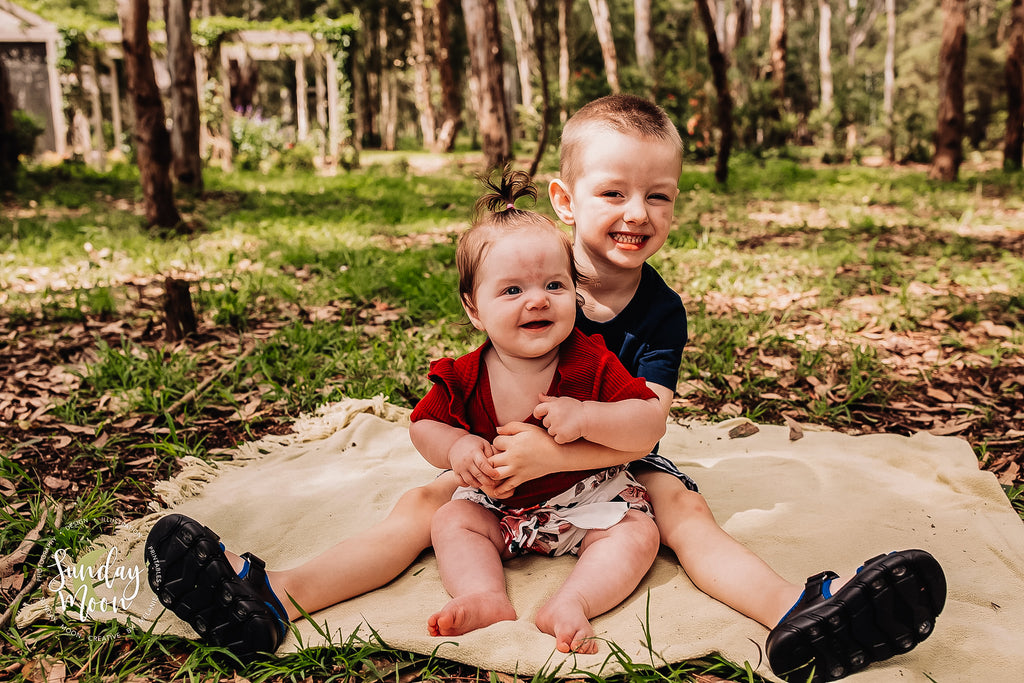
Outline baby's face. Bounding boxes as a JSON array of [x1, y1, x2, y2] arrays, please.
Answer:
[[464, 230, 577, 362]]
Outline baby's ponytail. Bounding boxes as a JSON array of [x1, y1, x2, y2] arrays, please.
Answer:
[[474, 165, 538, 218]]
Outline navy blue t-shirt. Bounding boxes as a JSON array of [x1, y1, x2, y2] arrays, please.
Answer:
[[575, 262, 688, 392]]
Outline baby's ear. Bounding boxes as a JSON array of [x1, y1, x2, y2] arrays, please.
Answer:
[[461, 295, 485, 331], [548, 179, 575, 225]]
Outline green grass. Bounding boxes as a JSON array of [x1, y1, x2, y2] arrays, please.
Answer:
[[2, 155, 1023, 681]]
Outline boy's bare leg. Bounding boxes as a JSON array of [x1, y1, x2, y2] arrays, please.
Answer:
[[637, 470, 807, 627], [536, 510, 660, 654], [220, 473, 459, 620], [428, 499, 517, 637]]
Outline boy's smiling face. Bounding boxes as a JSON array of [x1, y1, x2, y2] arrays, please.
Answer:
[[550, 128, 681, 276]]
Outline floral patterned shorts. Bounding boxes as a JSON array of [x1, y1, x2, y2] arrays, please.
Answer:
[[453, 465, 653, 557]]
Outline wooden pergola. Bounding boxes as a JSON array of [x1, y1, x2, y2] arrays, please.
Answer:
[[0, 0, 67, 155], [85, 25, 350, 168]]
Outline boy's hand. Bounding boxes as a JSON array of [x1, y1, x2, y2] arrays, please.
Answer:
[[532, 394, 587, 444], [448, 434, 501, 489], [489, 422, 561, 496]]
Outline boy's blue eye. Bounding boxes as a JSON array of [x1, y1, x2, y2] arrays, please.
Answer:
[[650, 193, 670, 202]]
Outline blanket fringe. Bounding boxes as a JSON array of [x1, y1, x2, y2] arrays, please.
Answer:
[[14, 396, 408, 631]]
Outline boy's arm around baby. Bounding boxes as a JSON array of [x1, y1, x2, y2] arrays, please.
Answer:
[[533, 393, 666, 454]]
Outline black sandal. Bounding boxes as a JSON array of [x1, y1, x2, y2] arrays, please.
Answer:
[[145, 513, 290, 663], [766, 548, 946, 682]]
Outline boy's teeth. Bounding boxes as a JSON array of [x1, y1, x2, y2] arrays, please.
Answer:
[[614, 234, 645, 244]]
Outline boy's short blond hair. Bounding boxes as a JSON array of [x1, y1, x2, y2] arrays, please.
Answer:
[[559, 94, 683, 189]]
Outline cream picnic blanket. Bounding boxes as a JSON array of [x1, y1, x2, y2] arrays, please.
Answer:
[[22, 397, 1024, 681]]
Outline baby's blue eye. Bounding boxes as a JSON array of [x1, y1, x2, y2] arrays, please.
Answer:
[[503, 286, 522, 295], [546, 281, 566, 291]]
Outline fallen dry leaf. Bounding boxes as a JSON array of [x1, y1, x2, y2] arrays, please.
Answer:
[[926, 387, 956, 403], [43, 476, 71, 490], [728, 422, 760, 438], [783, 414, 805, 441]]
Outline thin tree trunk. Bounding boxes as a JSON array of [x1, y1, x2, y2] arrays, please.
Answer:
[[558, 0, 572, 123], [82, 60, 106, 168], [587, 0, 620, 93], [118, 0, 181, 228], [379, 7, 398, 151], [506, 0, 535, 113], [769, 0, 787, 101], [725, 0, 750, 55], [528, 0, 552, 176], [930, 0, 967, 181], [433, 0, 464, 152], [462, 0, 513, 169], [165, 0, 203, 192], [1003, 0, 1024, 170], [695, 0, 735, 183], [847, 0, 882, 67], [819, 0, 833, 144], [411, 0, 438, 148], [0, 59, 17, 185], [883, 0, 896, 162], [634, 0, 654, 83]]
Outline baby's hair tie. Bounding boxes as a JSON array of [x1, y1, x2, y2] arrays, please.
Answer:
[[506, 202, 515, 210]]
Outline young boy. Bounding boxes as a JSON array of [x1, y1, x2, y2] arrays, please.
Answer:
[[412, 168, 663, 654], [146, 95, 946, 681]]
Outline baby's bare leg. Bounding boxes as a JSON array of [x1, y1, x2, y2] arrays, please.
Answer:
[[218, 473, 458, 620], [536, 510, 660, 654], [429, 499, 517, 637]]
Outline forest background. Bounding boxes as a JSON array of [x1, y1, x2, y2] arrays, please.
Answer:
[[1, 0, 1023, 681]]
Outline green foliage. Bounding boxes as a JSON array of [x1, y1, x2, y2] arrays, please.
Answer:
[[10, 111, 44, 157], [192, 14, 358, 49]]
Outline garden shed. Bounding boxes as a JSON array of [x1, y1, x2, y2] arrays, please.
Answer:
[[0, 0, 66, 155]]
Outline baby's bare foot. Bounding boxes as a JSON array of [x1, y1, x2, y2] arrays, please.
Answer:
[[427, 592, 516, 637], [536, 597, 598, 654]]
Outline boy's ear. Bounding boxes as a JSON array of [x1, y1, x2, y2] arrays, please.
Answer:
[[548, 179, 575, 226], [461, 295, 486, 331]]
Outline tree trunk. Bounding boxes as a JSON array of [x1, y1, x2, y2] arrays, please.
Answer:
[[433, 0, 464, 152], [768, 0, 787, 101], [695, 0, 735, 184], [1003, 0, 1024, 170], [411, 0, 438, 148], [379, 7, 398, 151], [506, 0, 535, 114], [558, 0, 573, 123], [847, 0, 882, 67], [819, 0, 833, 144], [461, 0, 513, 169], [587, 0, 620, 93], [528, 0, 552, 176], [883, 0, 896, 162], [634, 0, 654, 83], [725, 0, 751, 55], [118, 0, 181, 228], [165, 0, 203, 192], [0, 59, 17, 186], [163, 277, 197, 341], [930, 0, 966, 181]]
